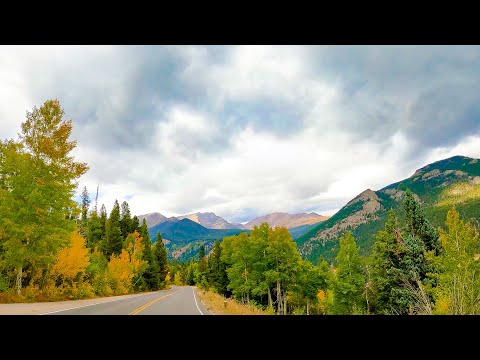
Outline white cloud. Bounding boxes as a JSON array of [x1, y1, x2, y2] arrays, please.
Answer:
[[154, 105, 220, 164], [2, 45, 480, 224], [178, 45, 338, 114], [88, 125, 418, 222], [424, 135, 480, 165]]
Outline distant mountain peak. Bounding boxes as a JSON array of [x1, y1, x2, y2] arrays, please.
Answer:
[[177, 212, 245, 230], [347, 188, 378, 205], [415, 155, 475, 173], [245, 212, 328, 229], [137, 212, 167, 228], [298, 154, 480, 264]]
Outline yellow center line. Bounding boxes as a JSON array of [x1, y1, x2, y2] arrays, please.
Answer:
[[128, 289, 181, 315]]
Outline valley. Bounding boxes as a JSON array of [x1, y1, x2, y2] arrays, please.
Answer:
[[140, 155, 480, 265]]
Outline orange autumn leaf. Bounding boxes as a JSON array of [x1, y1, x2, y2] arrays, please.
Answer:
[[51, 231, 90, 281], [126, 230, 146, 272], [108, 249, 134, 295], [108, 230, 147, 294]]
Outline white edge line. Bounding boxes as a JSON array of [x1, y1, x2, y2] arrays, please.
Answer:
[[192, 287, 204, 315], [38, 291, 163, 315]]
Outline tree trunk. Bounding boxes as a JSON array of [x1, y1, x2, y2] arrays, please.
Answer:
[[16, 266, 22, 295], [306, 298, 310, 315], [365, 287, 370, 315], [267, 287, 273, 309], [276, 281, 282, 315], [284, 293, 287, 315]]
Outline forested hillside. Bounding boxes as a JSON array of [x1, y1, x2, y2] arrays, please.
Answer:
[[297, 156, 480, 264], [170, 191, 480, 315]]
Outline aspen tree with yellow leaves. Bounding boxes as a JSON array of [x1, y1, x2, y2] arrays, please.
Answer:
[[429, 208, 480, 314], [52, 231, 90, 284], [0, 100, 88, 295], [108, 230, 147, 294]]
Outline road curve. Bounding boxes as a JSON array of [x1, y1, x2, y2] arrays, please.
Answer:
[[0, 286, 210, 315]]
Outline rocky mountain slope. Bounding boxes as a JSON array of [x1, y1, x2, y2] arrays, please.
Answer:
[[138, 212, 167, 228], [297, 155, 480, 263]]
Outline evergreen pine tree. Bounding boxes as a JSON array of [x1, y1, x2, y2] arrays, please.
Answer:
[[393, 189, 441, 313], [137, 218, 155, 290], [198, 244, 207, 273], [196, 244, 208, 287], [131, 215, 140, 233], [80, 186, 90, 238], [154, 232, 168, 287], [206, 239, 228, 294], [103, 200, 123, 257], [370, 209, 402, 313], [404, 189, 440, 253], [120, 201, 132, 239], [99, 204, 107, 239], [86, 210, 103, 250]]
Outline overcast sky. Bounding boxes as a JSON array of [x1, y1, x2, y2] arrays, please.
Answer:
[[1, 45, 480, 222]]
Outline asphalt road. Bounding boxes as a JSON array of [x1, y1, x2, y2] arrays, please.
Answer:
[[50, 286, 209, 315], [0, 286, 209, 315]]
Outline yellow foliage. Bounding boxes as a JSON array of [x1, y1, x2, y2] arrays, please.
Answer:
[[165, 272, 171, 283], [107, 231, 148, 295], [173, 273, 183, 286], [126, 230, 146, 273], [108, 249, 134, 295], [437, 182, 480, 207], [24, 283, 41, 302], [434, 297, 450, 315], [317, 290, 327, 314], [51, 231, 90, 282]]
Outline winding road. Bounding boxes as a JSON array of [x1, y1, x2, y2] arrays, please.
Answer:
[[0, 286, 210, 315]]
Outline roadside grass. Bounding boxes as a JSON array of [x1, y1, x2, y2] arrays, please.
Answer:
[[195, 288, 271, 315], [0, 284, 172, 304], [0, 290, 24, 303]]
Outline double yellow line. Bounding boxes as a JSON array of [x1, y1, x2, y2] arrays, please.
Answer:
[[128, 289, 180, 315]]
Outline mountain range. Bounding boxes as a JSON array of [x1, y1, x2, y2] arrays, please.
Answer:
[[139, 211, 328, 261], [296, 155, 480, 263], [243, 212, 329, 229], [139, 155, 480, 264], [139, 211, 326, 230], [148, 218, 247, 245]]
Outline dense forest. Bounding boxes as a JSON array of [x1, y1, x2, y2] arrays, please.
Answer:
[[0, 100, 168, 301], [171, 191, 480, 314]]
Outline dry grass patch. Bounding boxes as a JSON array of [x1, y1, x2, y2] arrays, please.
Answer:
[[195, 288, 270, 315], [438, 182, 480, 207]]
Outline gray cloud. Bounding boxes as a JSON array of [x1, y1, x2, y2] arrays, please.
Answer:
[[2, 45, 480, 223], [306, 46, 480, 150], [221, 99, 307, 137], [406, 82, 480, 148]]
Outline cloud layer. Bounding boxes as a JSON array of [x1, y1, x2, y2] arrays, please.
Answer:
[[2, 45, 480, 222]]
